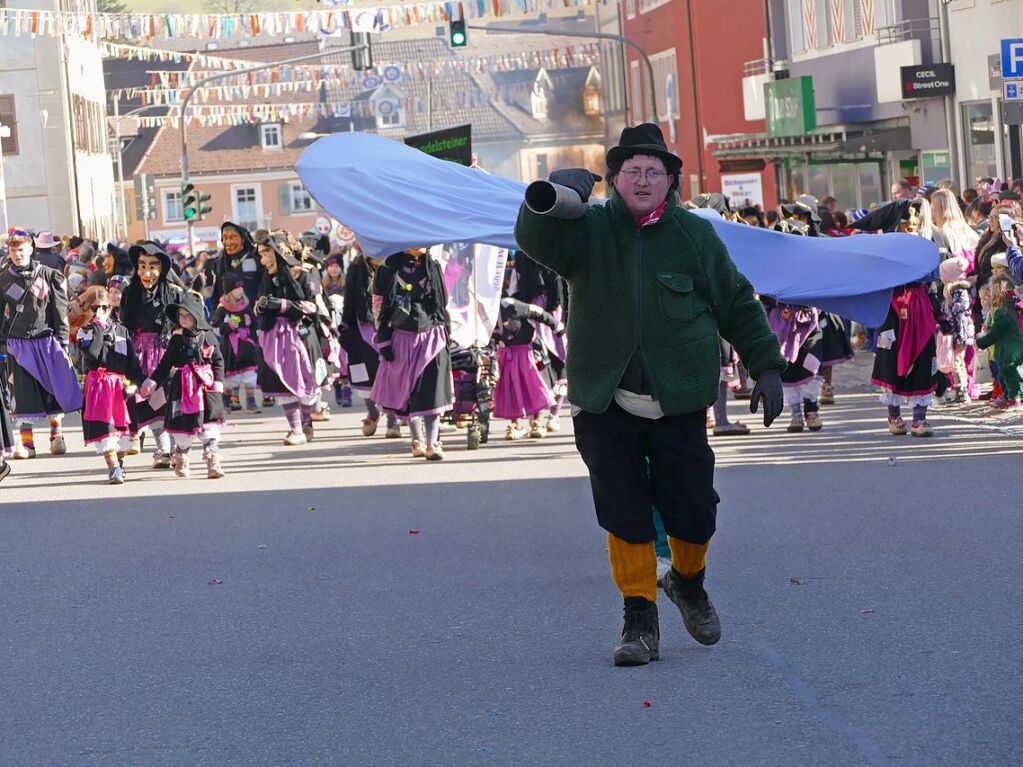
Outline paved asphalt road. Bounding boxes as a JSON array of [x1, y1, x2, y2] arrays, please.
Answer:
[[2, 383, 1022, 766]]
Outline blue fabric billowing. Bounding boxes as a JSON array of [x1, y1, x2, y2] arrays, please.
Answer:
[[297, 133, 938, 327]]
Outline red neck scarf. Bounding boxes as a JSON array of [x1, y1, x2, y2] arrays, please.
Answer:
[[634, 199, 668, 229]]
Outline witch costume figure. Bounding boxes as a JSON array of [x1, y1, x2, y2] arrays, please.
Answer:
[[509, 251, 570, 434], [139, 291, 226, 479], [781, 195, 854, 405], [0, 227, 83, 459], [212, 272, 261, 413], [492, 294, 562, 440], [371, 248, 454, 462], [851, 200, 943, 437], [254, 233, 325, 446], [78, 286, 145, 485], [119, 241, 185, 468], [213, 221, 263, 305], [0, 348, 14, 483], [767, 216, 825, 432], [340, 252, 402, 438]]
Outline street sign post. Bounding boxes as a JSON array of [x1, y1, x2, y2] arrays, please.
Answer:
[[1004, 81, 1023, 102], [1001, 39, 1023, 80]]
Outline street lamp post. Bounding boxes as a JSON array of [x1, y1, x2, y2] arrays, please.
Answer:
[[179, 44, 367, 256]]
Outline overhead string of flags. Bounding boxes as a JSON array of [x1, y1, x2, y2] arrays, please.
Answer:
[[0, 0, 611, 40]]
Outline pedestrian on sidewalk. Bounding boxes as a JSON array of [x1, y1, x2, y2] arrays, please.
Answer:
[[514, 123, 786, 666], [976, 274, 1023, 411]]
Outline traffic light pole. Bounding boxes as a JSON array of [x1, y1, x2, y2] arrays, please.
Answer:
[[179, 44, 368, 255], [466, 23, 659, 124]]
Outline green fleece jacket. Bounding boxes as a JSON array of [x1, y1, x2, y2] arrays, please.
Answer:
[[514, 191, 786, 416]]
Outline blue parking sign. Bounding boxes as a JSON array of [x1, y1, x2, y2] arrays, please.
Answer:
[[1009, 83, 1020, 100], [1002, 39, 1023, 79]]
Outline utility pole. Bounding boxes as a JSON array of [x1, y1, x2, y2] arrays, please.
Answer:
[[466, 23, 659, 124], [937, 0, 960, 189], [179, 44, 368, 255]]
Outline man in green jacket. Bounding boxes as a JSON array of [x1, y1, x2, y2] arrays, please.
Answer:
[[514, 124, 786, 666]]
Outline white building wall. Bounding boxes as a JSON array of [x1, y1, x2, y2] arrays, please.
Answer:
[[0, 0, 112, 238], [947, 0, 1023, 184]]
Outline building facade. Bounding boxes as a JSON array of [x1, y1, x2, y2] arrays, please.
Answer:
[[0, 0, 115, 238], [620, 0, 777, 207]]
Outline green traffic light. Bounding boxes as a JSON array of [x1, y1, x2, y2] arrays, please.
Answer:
[[451, 30, 465, 45]]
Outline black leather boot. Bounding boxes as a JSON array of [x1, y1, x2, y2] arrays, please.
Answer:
[[662, 568, 721, 645], [613, 597, 660, 667]]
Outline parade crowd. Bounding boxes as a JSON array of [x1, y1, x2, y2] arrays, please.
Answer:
[[1, 175, 1021, 487]]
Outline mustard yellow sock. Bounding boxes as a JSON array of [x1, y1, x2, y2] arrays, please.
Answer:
[[668, 537, 710, 579], [607, 533, 657, 602]]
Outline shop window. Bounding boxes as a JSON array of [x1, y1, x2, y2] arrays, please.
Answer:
[[962, 102, 998, 184]]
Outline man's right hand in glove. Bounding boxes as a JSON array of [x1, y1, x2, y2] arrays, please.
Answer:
[[379, 345, 395, 362], [548, 168, 603, 203]]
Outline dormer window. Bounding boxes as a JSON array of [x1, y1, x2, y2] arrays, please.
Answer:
[[372, 85, 405, 130], [531, 84, 548, 120], [260, 123, 282, 150], [583, 85, 601, 116]]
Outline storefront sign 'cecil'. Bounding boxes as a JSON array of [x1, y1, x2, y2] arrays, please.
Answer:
[[900, 64, 956, 100]]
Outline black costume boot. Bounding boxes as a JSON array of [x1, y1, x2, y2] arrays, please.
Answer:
[[613, 597, 660, 667], [663, 568, 721, 646]]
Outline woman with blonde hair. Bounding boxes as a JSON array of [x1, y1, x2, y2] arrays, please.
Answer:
[[930, 189, 979, 265]]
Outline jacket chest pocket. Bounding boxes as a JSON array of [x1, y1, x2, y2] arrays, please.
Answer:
[[656, 273, 696, 322]]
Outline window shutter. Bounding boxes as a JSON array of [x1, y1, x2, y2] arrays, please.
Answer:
[[278, 183, 292, 215]]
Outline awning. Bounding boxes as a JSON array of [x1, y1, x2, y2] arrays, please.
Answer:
[[712, 124, 910, 160]]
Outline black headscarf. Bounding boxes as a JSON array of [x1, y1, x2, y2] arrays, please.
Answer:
[[165, 289, 211, 332], [256, 234, 306, 330], [512, 251, 564, 310]]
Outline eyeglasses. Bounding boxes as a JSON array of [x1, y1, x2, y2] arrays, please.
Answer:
[[90, 304, 110, 311], [619, 168, 668, 182]]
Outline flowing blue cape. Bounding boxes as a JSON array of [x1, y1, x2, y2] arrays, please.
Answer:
[[297, 133, 938, 327]]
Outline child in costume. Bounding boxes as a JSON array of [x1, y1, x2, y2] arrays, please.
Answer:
[[938, 256, 976, 404], [120, 242, 185, 468], [212, 272, 261, 413], [492, 295, 562, 440], [254, 233, 324, 445], [976, 274, 1023, 411], [77, 287, 144, 484], [322, 255, 353, 408], [372, 248, 454, 461], [0, 227, 83, 459], [139, 291, 226, 478], [340, 253, 401, 437], [106, 275, 129, 322]]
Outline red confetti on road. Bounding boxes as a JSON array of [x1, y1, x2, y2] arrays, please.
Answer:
[[409, 529, 421, 535], [642, 699, 653, 708]]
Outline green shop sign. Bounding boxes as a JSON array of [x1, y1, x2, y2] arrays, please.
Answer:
[[765, 77, 816, 137]]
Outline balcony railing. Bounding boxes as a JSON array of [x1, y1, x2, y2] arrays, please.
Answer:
[[877, 16, 941, 58]]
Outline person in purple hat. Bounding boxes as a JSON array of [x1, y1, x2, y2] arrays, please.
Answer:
[[0, 227, 83, 458]]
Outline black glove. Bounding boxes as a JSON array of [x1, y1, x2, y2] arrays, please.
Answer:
[[548, 168, 602, 203], [379, 345, 395, 362], [262, 296, 282, 312], [750, 368, 784, 428]]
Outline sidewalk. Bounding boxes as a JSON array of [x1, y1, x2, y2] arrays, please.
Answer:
[[833, 350, 1023, 438]]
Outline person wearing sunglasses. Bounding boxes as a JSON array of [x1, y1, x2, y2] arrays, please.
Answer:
[[515, 124, 786, 667], [77, 286, 145, 484], [0, 227, 84, 460]]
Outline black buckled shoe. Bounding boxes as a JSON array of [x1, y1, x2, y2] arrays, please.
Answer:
[[662, 568, 721, 646], [613, 597, 660, 667]]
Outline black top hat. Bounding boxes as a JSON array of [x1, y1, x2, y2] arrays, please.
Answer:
[[606, 123, 682, 173]]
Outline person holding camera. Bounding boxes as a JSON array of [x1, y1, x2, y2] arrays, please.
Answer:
[[514, 124, 786, 666], [370, 248, 453, 462]]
